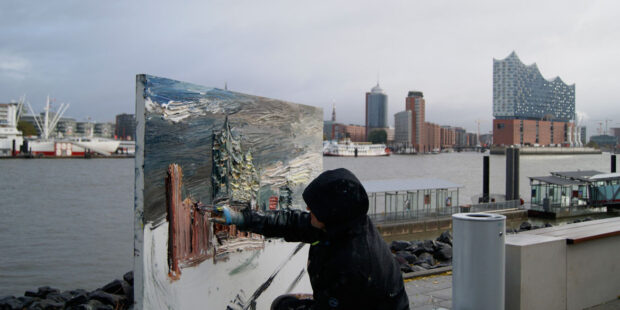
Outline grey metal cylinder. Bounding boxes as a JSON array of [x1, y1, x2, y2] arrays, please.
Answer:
[[452, 213, 506, 310]]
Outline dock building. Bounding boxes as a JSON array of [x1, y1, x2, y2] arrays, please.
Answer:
[[492, 52, 580, 146]]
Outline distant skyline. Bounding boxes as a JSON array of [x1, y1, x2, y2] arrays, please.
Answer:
[[1, 1, 620, 136]]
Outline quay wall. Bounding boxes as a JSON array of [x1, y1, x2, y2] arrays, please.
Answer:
[[376, 209, 527, 238], [490, 146, 600, 155]]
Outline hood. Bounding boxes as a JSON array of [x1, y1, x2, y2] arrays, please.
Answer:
[[302, 168, 369, 227]]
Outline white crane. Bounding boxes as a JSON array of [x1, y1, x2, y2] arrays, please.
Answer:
[[25, 96, 69, 139]]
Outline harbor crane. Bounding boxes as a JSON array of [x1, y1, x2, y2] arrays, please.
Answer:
[[595, 119, 613, 135]]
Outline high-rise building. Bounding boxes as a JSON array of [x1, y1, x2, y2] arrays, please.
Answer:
[[580, 127, 588, 146], [406, 91, 426, 151], [394, 110, 412, 144], [365, 83, 388, 139], [493, 52, 577, 146], [115, 113, 136, 140]]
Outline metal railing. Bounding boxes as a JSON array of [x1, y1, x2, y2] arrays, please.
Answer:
[[368, 199, 521, 224]]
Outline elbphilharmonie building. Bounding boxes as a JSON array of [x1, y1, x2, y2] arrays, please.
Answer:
[[493, 52, 581, 146], [493, 51, 575, 122]]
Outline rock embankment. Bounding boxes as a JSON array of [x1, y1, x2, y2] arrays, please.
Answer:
[[390, 230, 453, 274], [0, 271, 133, 310], [391, 218, 595, 273]]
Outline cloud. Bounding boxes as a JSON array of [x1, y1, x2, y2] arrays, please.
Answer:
[[0, 51, 31, 80]]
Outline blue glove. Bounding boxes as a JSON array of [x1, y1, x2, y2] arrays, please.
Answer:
[[211, 205, 245, 226]]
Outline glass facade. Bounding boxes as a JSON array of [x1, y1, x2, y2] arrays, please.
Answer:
[[493, 52, 575, 122], [367, 84, 388, 129]]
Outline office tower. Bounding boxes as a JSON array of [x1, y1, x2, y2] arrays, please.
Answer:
[[365, 83, 388, 139]]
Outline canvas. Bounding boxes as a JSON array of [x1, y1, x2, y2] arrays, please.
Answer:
[[134, 75, 322, 309]]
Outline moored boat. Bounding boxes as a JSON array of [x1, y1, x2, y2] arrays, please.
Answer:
[[323, 140, 390, 157]]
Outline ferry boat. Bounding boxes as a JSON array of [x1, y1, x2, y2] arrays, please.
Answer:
[[25, 137, 121, 157], [323, 140, 390, 157]]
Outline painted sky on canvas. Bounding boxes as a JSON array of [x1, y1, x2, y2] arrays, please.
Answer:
[[141, 75, 322, 223], [2, 1, 620, 135]]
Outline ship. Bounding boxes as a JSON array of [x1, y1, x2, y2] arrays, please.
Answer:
[[323, 140, 390, 157]]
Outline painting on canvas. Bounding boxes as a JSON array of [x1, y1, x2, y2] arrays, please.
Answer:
[[134, 74, 322, 309]]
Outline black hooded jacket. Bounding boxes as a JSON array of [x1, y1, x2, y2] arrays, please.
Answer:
[[241, 168, 409, 309]]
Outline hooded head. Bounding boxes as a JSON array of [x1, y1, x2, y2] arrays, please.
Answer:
[[302, 168, 369, 226]]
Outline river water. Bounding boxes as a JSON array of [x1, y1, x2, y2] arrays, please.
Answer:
[[0, 152, 614, 296]]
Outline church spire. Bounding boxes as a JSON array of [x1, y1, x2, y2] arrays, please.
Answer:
[[331, 100, 336, 122]]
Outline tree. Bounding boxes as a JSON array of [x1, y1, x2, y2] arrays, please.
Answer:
[[17, 121, 37, 136], [586, 140, 599, 149], [368, 129, 387, 144]]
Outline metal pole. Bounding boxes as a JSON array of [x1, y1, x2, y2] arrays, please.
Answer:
[[612, 154, 616, 173], [483, 155, 490, 202]]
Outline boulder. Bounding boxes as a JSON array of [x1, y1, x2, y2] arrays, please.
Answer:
[[405, 241, 422, 254], [0, 296, 23, 310], [519, 222, 532, 231], [28, 299, 64, 310], [120, 280, 133, 304], [101, 280, 124, 295], [572, 219, 582, 223], [433, 242, 452, 261], [122, 272, 134, 286], [74, 299, 114, 310], [399, 264, 414, 273], [410, 240, 435, 255], [65, 292, 89, 308], [45, 292, 72, 303], [584, 217, 593, 222], [17, 296, 35, 308], [24, 286, 60, 299], [393, 254, 407, 266], [417, 263, 433, 270], [389, 240, 411, 252], [436, 230, 452, 246], [395, 251, 417, 264], [410, 265, 427, 272], [415, 252, 436, 266], [88, 291, 126, 309], [544, 223, 553, 228]]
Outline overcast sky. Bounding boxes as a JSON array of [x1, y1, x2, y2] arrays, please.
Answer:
[[1, 0, 619, 135]]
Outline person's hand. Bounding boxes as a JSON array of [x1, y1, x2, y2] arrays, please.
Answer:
[[210, 204, 245, 226]]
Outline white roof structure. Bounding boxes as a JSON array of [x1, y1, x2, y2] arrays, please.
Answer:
[[361, 178, 462, 193]]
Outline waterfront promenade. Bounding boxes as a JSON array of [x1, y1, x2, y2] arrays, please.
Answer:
[[404, 273, 620, 309]]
